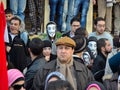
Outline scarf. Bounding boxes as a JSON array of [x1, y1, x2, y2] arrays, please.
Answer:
[[56, 58, 77, 90]]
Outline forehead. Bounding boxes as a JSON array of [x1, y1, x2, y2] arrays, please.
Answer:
[[47, 24, 56, 27], [89, 41, 96, 44], [6, 13, 13, 16], [97, 20, 105, 25], [10, 19, 20, 24], [57, 45, 72, 48], [72, 21, 80, 25]]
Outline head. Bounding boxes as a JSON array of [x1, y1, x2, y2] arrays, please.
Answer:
[[94, 17, 105, 35], [46, 21, 57, 38], [75, 27, 88, 38], [29, 38, 44, 57], [5, 9, 14, 22], [88, 36, 97, 57], [86, 81, 106, 90], [72, 35, 87, 54], [46, 80, 74, 90], [8, 69, 25, 90], [55, 36, 76, 64], [9, 16, 21, 35], [43, 40, 52, 56], [45, 71, 65, 90], [82, 52, 92, 66], [97, 38, 112, 55], [113, 34, 120, 48], [70, 17, 80, 33]]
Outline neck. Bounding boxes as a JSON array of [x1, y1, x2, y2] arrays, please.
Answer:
[[31, 54, 38, 61]]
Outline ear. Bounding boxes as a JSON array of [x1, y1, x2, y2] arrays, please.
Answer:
[[101, 47, 105, 52], [94, 24, 97, 29]]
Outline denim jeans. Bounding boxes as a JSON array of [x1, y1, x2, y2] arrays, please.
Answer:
[[49, 0, 65, 32], [74, 0, 89, 28], [10, 0, 26, 21], [62, 0, 75, 32]]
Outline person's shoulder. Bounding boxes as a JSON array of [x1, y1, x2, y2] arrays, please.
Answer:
[[89, 32, 96, 37], [62, 31, 70, 37]]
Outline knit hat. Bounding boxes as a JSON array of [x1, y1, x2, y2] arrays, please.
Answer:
[[45, 71, 66, 90], [72, 35, 87, 53], [43, 40, 52, 48], [55, 36, 76, 48], [8, 69, 24, 87], [86, 81, 106, 90]]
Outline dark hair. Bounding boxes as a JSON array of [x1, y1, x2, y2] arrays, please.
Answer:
[[88, 36, 97, 43], [29, 38, 44, 55], [70, 17, 80, 25], [10, 16, 21, 25], [5, 8, 13, 14], [46, 80, 74, 90], [94, 17, 105, 25], [97, 38, 108, 52], [75, 27, 88, 37]]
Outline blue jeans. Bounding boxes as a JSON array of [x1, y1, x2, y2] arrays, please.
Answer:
[[74, 0, 89, 28], [10, 0, 26, 21], [62, 0, 75, 32], [49, 0, 65, 32]]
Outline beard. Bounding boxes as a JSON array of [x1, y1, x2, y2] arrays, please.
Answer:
[[105, 50, 112, 55]]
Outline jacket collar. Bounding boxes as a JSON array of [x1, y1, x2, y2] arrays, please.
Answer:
[[43, 59, 83, 71]]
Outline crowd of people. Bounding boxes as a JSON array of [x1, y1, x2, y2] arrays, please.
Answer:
[[3, 0, 120, 90]]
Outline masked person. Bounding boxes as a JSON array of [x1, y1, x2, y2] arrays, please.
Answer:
[[88, 36, 98, 58], [45, 21, 62, 55]]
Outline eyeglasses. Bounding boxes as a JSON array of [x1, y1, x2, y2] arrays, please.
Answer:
[[97, 24, 105, 28], [12, 84, 25, 90]]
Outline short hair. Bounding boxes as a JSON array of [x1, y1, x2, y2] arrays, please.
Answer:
[[46, 80, 74, 90], [75, 27, 88, 37], [94, 17, 105, 25], [97, 38, 108, 52], [70, 17, 80, 25], [10, 16, 21, 25], [5, 8, 13, 14], [29, 38, 44, 56]]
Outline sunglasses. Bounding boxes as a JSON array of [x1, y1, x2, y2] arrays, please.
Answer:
[[12, 84, 25, 90]]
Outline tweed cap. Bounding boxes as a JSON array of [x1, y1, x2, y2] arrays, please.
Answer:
[[55, 36, 76, 48]]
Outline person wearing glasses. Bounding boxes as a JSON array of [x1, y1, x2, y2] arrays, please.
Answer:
[[89, 17, 113, 48], [8, 69, 25, 90]]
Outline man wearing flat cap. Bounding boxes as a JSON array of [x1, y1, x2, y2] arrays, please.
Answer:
[[32, 36, 94, 90]]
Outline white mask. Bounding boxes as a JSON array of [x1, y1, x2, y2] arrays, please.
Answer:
[[88, 41, 97, 57], [47, 24, 56, 37]]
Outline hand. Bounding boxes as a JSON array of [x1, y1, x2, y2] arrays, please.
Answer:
[[6, 46, 11, 53]]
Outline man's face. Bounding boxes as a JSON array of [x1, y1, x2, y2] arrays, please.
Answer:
[[104, 40, 112, 54], [47, 24, 56, 38], [6, 14, 13, 22], [71, 21, 80, 33], [10, 20, 20, 34], [57, 45, 74, 64], [96, 20, 105, 34], [88, 41, 97, 56]]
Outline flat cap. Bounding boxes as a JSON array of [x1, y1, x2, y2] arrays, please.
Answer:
[[55, 36, 76, 48]]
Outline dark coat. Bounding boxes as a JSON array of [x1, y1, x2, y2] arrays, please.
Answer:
[[32, 59, 94, 90], [62, 31, 71, 37], [7, 33, 29, 72], [92, 52, 107, 83], [103, 72, 118, 90], [25, 56, 46, 90]]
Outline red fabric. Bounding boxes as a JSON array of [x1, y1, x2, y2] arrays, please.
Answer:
[[0, 2, 8, 90]]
